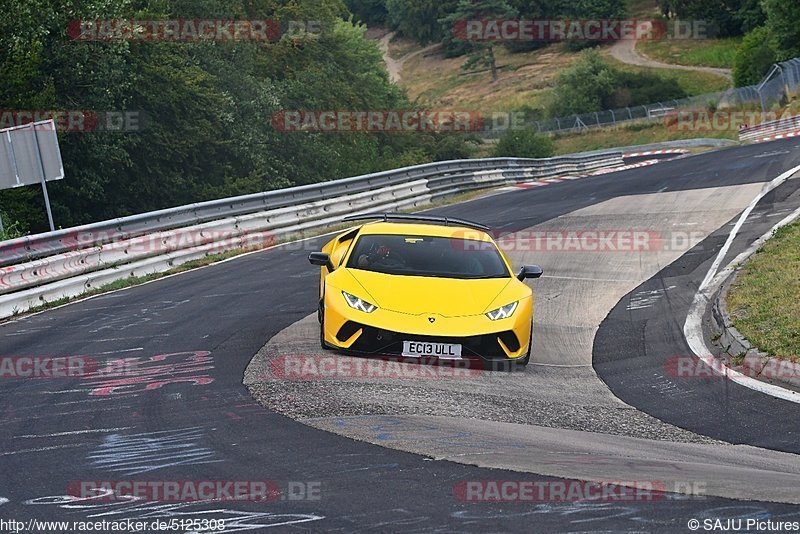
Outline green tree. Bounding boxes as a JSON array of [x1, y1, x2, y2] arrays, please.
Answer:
[[564, 0, 626, 51], [547, 50, 618, 116], [345, 0, 388, 25], [736, 0, 766, 34], [0, 0, 470, 233], [440, 0, 517, 82], [762, 0, 800, 61], [386, 0, 458, 44], [658, 0, 765, 37], [733, 26, 777, 87]]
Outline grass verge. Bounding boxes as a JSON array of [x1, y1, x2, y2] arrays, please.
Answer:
[[636, 38, 741, 69], [603, 55, 731, 94], [549, 121, 737, 155], [726, 220, 800, 362]]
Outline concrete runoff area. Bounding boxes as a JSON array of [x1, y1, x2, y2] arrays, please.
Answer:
[[307, 415, 800, 505], [244, 182, 800, 502]]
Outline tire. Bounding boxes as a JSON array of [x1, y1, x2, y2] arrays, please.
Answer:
[[516, 330, 532, 367], [319, 300, 333, 351]]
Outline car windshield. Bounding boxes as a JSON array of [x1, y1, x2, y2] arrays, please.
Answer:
[[346, 233, 510, 279]]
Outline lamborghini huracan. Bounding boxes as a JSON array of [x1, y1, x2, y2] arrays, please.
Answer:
[[308, 213, 543, 370]]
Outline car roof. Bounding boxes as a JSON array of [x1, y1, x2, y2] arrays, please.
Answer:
[[356, 221, 495, 242]]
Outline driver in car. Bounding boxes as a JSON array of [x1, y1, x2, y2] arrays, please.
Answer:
[[357, 244, 405, 269]]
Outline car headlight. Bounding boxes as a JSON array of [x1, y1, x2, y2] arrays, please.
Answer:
[[342, 291, 377, 313], [486, 301, 518, 320]]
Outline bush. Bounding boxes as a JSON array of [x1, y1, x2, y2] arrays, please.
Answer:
[[547, 50, 688, 116], [733, 26, 777, 87], [492, 128, 554, 158], [547, 51, 618, 117], [607, 71, 686, 108], [0, 213, 27, 241]]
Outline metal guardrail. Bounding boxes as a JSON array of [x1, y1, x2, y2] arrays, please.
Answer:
[[0, 152, 622, 317], [0, 155, 614, 267], [739, 115, 800, 142]]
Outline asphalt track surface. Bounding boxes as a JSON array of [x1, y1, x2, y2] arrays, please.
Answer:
[[1, 139, 800, 532]]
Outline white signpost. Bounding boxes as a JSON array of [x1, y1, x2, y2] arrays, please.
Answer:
[[0, 119, 64, 232]]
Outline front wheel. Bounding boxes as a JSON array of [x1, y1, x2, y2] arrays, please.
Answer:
[[319, 301, 333, 350]]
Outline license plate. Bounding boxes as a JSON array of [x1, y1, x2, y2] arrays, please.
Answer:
[[402, 341, 462, 359]]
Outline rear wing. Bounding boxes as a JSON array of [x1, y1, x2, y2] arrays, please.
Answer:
[[342, 212, 491, 232]]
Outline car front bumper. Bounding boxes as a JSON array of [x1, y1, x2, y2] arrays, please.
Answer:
[[322, 290, 532, 362]]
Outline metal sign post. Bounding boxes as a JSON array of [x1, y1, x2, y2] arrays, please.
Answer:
[[31, 125, 56, 231], [0, 119, 64, 234]]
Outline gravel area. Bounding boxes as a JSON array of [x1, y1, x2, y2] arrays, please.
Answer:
[[245, 314, 722, 445]]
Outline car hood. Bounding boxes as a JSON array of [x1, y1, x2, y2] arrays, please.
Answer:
[[346, 268, 512, 317]]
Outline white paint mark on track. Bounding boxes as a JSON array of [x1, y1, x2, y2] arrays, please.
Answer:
[[627, 286, 676, 311], [87, 427, 223, 475], [0, 443, 88, 456], [15, 427, 133, 439]]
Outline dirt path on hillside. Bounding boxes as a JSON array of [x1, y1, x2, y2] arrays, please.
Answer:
[[378, 31, 441, 83], [608, 38, 732, 81]]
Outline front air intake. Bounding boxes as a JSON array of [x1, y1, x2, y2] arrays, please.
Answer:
[[336, 321, 363, 342]]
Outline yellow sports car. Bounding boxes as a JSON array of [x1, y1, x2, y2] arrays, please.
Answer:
[[308, 213, 543, 370]]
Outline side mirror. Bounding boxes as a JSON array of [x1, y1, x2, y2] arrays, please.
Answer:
[[308, 252, 335, 272], [517, 265, 543, 281]]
